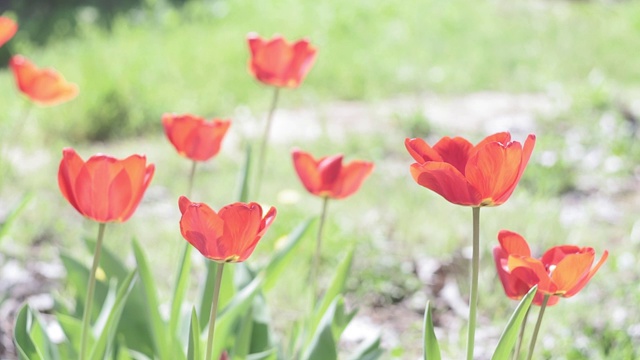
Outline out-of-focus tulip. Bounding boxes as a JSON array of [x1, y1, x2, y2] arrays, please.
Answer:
[[162, 113, 231, 162], [406, 132, 535, 207], [58, 148, 155, 223], [292, 149, 374, 200], [493, 230, 608, 306], [247, 33, 317, 88], [0, 16, 17, 48], [178, 196, 276, 263], [10, 55, 79, 106]]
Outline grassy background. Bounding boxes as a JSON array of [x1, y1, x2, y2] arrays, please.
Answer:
[[1, 0, 640, 358]]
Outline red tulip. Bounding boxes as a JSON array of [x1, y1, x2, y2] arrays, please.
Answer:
[[58, 148, 155, 223], [178, 196, 276, 263], [10, 55, 79, 106], [493, 230, 608, 306], [162, 113, 231, 162], [406, 132, 535, 207], [0, 16, 17, 48], [292, 149, 374, 200], [247, 33, 317, 88]]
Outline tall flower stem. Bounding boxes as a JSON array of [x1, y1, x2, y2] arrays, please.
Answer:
[[311, 196, 329, 307], [187, 160, 197, 197], [170, 160, 198, 333], [254, 87, 280, 199], [526, 294, 550, 360], [513, 306, 531, 360], [466, 207, 480, 360], [205, 262, 225, 360], [80, 222, 106, 360]]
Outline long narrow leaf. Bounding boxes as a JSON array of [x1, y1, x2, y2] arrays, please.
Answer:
[[13, 305, 44, 360], [236, 144, 251, 202], [312, 248, 354, 333], [263, 218, 314, 291], [187, 308, 201, 360], [170, 245, 192, 342], [347, 334, 383, 360], [132, 239, 169, 359], [423, 301, 441, 360], [491, 285, 538, 360], [89, 271, 137, 360], [302, 296, 342, 360], [0, 192, 32, 242]]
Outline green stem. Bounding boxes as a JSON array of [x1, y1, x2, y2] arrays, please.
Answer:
[[526, 294, 550, 360], [513, 305, 531, 360], [80, 222, 106, 360], [205, 262, 225, 360], [466, 207, 480, 360], [187, 160, 197, 198], [311, 196, 330, 308], [254, 87, 280, 199]]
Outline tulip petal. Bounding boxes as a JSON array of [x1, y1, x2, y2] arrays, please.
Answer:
[[179, 200, 225, 259], [318, 155, 344, 186], [404, 138, 443, 164], [432, 136, 473, 175], [108, 169, 133, 222], [58, 148, 85, 215], [550, 252, 594, 295], [564, 250, 608, 297], [331, 160, 374, 199], [0, 17, 17, 48], [410, 162, 481, 206], [494, 134, 536, 204], [219, 203, 263, 262], [292, 149, 323, 195], [10, 55, 78, 106], [493, 246, 533, 300], [540, 245, 583, 266], [465, 141, 522, 206], [508, 256, 555, 294], [497, 230, 531, 257]]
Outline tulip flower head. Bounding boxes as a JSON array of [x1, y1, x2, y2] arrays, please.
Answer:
[[58, 148, 155, 223], [0, 16, 17, 48], [247, 33, 317, 88], [406, 132, 535, 207], [10, 55, 79, 106], [292, 149, 374, 200], [493, 230, 608, 306], [179, 196, 276, 263], [162, 113, 231, 162]]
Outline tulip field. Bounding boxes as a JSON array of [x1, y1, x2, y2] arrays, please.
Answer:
[[1, 0, 640, 359]]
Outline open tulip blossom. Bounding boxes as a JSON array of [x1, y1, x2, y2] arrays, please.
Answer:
[[292, 149, 374, 200], [0, 16, 17, 48], [58, 147, 155, 223], [406, 132, 535, 207], [178, 196, 276, 263], [494, 230, 608, 306], [247, 33, 317, 88], [162, 113, 231, 162], [10, 55, 79, 106]]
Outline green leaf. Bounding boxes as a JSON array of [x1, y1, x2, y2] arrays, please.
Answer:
[[347, 335, 383, 360], [89, 271, 137, 360], [56, 314, 82, 357], [236, 144, 251, 203], [423, 301, 441, 360], [246, 348, 277, 360], [491, 285, 538, 360], [212, 274, 264, 359], [312, 248, 354, 333], [170, 244, 192, 343], [0, 191, 32, 242], [13, 305, 44, 360], [187, 308, 201, 360], [132, 239, 169, 359], [233, 307, 254, 359], [263, 218, 314, 292], [302, 296, 342, 360]]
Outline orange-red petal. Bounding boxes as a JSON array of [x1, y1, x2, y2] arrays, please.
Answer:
[[331, 160, 374, 199], [10, 55, 78, 106], [497, 230, 531, 257], [410, 162, 481, 206], [0, 17, 17, 48]]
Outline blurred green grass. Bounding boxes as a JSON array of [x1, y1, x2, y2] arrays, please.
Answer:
[[1, 0, 640, 358]]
